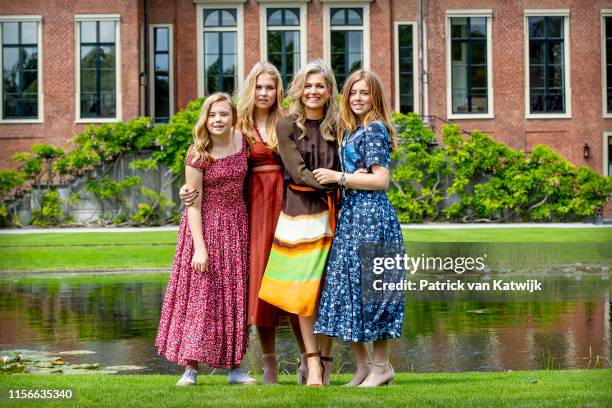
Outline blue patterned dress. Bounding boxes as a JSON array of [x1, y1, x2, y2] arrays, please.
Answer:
[[314, 121, 405, 342]]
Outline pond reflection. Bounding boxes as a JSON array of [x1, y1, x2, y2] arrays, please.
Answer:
[[0, 275, 610, 375]]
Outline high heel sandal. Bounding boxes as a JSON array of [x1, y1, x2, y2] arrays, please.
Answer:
[[342, 362, 371, 387], [358, 362, 395, 387], [321, 355, 333, 386], [297, 353, 309, 385], [262, 353, 278, 385], [305, 351, 323, 387]]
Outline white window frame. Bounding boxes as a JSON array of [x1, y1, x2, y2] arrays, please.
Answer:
[[394, 21, 419, 114], [196, 2, 245, 97], [524, 9, 571, 119], [602, 10, 612, 118], [0, 15, 43, 124], [259, 2, 307, 77], [604, 132, 612, 176], [445, 9, 494, 120], [322, 1, 371, 76], [149, 24, 174, 123], [74, 14, 122, 123]]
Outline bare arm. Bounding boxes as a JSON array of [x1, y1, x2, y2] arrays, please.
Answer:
[[185, 165, 208, 273], [313, 165, 389, 190]]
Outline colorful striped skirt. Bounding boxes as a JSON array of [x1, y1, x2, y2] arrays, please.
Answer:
[[258, 209, 333, 317]]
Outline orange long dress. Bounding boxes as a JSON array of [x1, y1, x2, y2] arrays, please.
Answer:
[[247, 128, 285, 327]]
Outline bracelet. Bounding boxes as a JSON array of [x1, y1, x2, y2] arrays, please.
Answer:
[[339, 172, 346, 189]]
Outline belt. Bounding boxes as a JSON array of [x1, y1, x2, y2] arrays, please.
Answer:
[[288, 184, 341, 233], [251, 164, 283, 173]]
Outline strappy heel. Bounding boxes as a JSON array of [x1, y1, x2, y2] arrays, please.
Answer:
[[358, 362, 395, 387], [342, 362, 371, 387], [321, 355, 333, 386], [305, 351, 323, 387], [297, 353, 309, 385], [262, 353, 278, 385]]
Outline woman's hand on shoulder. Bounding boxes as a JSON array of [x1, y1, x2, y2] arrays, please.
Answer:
[[313, 168, 342, 184], [192, 247, 209, 273]]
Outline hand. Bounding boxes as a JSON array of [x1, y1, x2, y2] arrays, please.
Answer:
[[312, 168, 341, 185], [354, 168, 369, 174], [179, 184, 199, 207], [192, 247, 208, 273]]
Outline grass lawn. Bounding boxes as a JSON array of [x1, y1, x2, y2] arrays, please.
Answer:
[[1, 370, 611, 408], [0, 228, 610, 272]]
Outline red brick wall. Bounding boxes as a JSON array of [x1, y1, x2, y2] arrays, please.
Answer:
[[0, 0, 140, 167]]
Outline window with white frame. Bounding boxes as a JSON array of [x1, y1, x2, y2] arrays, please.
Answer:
[[266, 8, 301, 87], [330, 7, 364, 88], [525, 11, 570, 117], [150, 25, 173, 123], [448, 14, 491, 116], [603, 13, 612, 116], [395, 23, 416, 113], [1, 16, 42, 121], [76, 15, 121, 120], [203, 9, 238, 95]]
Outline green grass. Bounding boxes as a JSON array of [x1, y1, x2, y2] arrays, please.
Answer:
[[1, 371, 610, 407], [0, 228, 610, 272]]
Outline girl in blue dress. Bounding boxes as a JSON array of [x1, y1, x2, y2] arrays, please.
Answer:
[[312, 69, 405, 387]]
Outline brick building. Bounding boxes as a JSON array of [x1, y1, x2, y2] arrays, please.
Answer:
[[0, 0, 611, 181]]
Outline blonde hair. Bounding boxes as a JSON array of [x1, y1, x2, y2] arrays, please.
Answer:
[[192, 93, 237, 163], [236, 62, 284, 152], [338, 69, 397, 151], [286, 59, 338, 142]]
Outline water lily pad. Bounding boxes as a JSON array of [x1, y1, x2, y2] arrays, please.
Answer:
[[66, 363, 99, 370], [27, 367, 63, 374], [58, 350, 97, 355], [105, 365, 146, 371], [50, 359, 65, 365]]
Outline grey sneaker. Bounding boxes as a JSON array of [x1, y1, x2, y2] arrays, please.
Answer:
[[176, 367, 197, 386], [227, 367, 256, 385]]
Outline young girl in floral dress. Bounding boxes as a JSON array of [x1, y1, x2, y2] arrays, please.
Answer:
[[312, 70, 405, 387], [155, 93, 255, 386]]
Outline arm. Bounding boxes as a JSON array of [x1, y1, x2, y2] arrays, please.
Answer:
[[313, 166, 389, 190], [276, 118, 335, 191], [185, 165, 208, 273]]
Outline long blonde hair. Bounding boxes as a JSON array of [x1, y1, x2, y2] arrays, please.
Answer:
[[236, 62, 284, 152], [286, 59, 338, 142], [192, 93, 237, 163], [339, 69, 397, 150]]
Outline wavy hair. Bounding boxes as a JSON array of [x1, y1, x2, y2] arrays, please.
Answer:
[[236, 62, 284, 152], [338, 69, 397, 151], [192, 92, 237, 163], [286, 59, 338, 142]]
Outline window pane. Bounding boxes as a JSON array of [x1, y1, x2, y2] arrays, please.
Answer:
[[204, 32, 219, 54], [154, 75, 169, 120], [347, 9, 363, 25], [3, 47, 19, 74], [471, 67, 487, 88], [206, 74, 219, 93], [331, 53, 345, 74], [471, 41, 487, 65], [529, 66, 545, 88], [80, 70, 97, 93], [547, 65, 563, 88], [347, 31, 362, 53], [22, 70, 37, 92], [80, 46, 97, 69], [331, 31, 344, 53], [222, 55, 235, 76], [470, 18, 486, 38], [220, 10, 236, 27], [22, 47, 37, 70], [529, 17, 545, 39], [607, 42, 612, 65], [222, 32, 236, 54], [399, 25, 412, 45], [222, 76, 235, 94], [205, 54, 220, 73], [331, 9, 345, 26], [451, 41, 468, 63], [548, 42, 563, 65], [606, 17, 612, 38], [155, 53, 168, 73], [204, 10, 220, 27], [453, 91, 468, 113], [548, 16, 563, 39], [81, 21, 97, 43], [285, 9, 300, 26], [545, 93, 563, 112], [3, 22, 19, 45], [529, 42, 545, 65], [347, 53, 361, 73], [400, 94, 414, 113], [21, 22, 37, 44], [100, 70, 115, 92], [100, 92, 116, 117], [99, 21, 115, 43], [471, 95, 487, 112], [155, 28, 168, 52], [99, 46, 115, 69], [268, 9, 283, 26], [268, 31, 281, 54], [451, 18, 468, 39]]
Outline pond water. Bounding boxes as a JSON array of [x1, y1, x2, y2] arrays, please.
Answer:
[[0, 274, 610, 376]]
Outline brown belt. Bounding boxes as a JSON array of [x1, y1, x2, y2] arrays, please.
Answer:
[[288, 183, 340, 233], [251, 164, 282, 173]]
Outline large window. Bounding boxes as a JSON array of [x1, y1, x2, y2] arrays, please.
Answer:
[[524, 11, 570, 118], [395, 23, 416, 113], [447, 13, 492, 118], [329, 8, 363, 88], [266, 8, 301, 87], [150, 25, 173, 123], [603, 13, 612, 116], [203, 9, 237, 95], [1, 17, 41, 121], [76, 15, 120, 121]]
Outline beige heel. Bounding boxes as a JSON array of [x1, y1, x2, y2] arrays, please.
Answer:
[[262, 353, 278, 385]]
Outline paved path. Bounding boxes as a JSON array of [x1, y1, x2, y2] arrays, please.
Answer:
[[0, 223, 610, 234]]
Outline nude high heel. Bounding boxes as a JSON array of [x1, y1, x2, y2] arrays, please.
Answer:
[[262, 353, 278, 385], [342, 362, 371, 387], [358, 362, 395, 387], [305, 351, 323, 387], [321, 355, 333, 386], [297, 352, 309, 385]]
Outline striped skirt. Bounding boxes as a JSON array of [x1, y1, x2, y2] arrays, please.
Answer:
[[258, 209, 333, 317]]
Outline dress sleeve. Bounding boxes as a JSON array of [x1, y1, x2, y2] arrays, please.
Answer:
[[364, 121, 391, 170], [276, 117, 334, 191], [185, 145, 206, 171]]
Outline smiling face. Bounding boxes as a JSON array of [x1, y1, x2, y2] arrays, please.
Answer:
[[348, 79, 372, 121], [254, 73, 277, 111], [206, 100, 233, 136], [301, 73, 330, 113]]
